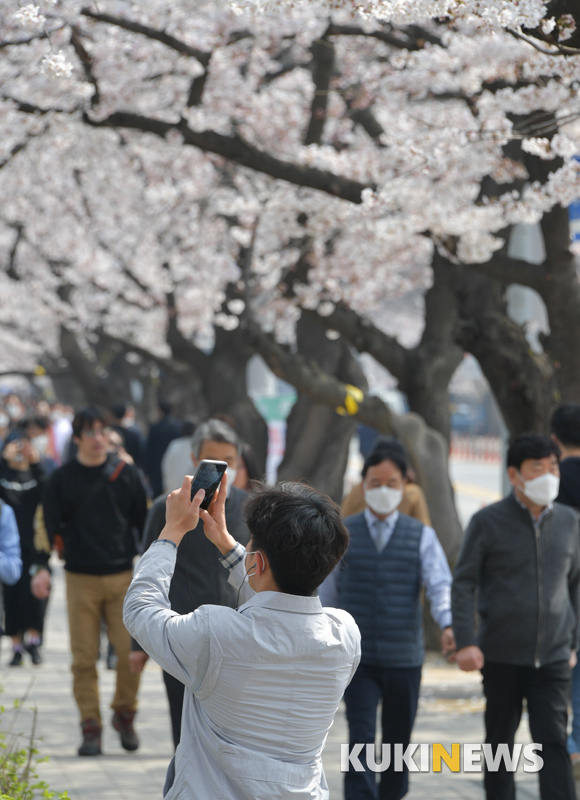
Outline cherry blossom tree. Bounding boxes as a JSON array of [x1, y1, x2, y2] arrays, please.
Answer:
[[2, 0, 580, 559]]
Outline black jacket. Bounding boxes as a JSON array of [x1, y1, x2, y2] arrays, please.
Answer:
[[141, 485, 250, 613], [43, 455, 148, 574], [557, 456, 580, 512], [452, 493, 580, 667]]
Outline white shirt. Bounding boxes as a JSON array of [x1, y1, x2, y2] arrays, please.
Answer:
[[123, 540, 361, 800], [319, 509, 452, 630], [161, 437, 194, 493]]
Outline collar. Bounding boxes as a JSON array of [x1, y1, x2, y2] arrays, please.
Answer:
[[238, 590, 323, 616], [364, 507, 399, 531], [511, 490, 553, 523]]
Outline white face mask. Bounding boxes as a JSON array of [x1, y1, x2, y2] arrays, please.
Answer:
[[365, 486, 403, 516], [519, 472, 560, 507]]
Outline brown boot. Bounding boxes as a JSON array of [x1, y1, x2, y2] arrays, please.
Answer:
[[78, 718, 102, 756], [112, 709, 139, 751]]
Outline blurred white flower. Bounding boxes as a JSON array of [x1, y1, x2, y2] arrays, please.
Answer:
[[13, 4, 46, 28], [41, 51, 74, 78], [227, 299, 246, 315]]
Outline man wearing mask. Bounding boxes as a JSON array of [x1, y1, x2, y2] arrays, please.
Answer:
[[319, 446, 454, 800], [452, 433, 580, 800], [129, 418, 250, 748]]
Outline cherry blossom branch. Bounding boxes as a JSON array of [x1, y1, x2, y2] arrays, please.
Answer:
[[507, 27, 580, 56], [313, 301, 409, 381], [83, 111, 375, 202], [326, 23, 438, 50], [0, 124, 49, 171], [80, 8, 211, 65], [6, 223, 24, 281], [304, 29, 335, 146], [70, 26, 100, 107]]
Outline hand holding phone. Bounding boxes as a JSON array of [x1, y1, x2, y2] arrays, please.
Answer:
[[190, 459, 228, 509]]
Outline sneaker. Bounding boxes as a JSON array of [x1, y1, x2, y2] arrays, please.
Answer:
[[112, 710, 139, 752], [25, 643, 43, 665], [9, 650, 23, 667], [78, 718, 102, 756]]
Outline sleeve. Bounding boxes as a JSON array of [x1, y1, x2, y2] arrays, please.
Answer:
[[128, 466, 148, 538], [419, 526, 452, 629], [42, 469, 63, 544], [123, 540, 214, 691], [318, 562, 341, 608], [131, 498, 168, 652], [0, 505, 22, 585], [219, 542, 254, 606], [568, 514, 580, 652], [451, 514, 487, 651]]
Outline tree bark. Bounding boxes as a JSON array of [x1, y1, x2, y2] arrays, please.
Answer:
[[277, 312, 367, 503]]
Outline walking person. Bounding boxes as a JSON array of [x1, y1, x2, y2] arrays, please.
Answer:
[[30, 407, 148, 756], [0, 428, 47, 665], [320, 444, 454, 800], [550, 404, 580, 771], [129, 418, 250, 748], [452, 432, 580, 800]]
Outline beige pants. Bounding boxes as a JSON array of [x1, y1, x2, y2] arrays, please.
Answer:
[[66, 570, 141, 724]]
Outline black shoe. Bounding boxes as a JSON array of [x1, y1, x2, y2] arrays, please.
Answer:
[[78, 718, 102, 756], [25, 643, 43, 665], [9, 650, 23, 667], [112, 710, 139, 751]]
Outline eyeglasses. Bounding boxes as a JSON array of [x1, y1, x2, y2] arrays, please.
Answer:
[[81, 427, 110, 439]]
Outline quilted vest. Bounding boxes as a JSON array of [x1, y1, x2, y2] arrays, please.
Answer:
[[340, 512, 424, 668]]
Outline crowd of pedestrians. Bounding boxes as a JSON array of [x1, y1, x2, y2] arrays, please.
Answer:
[[1, 388, 580, 800]]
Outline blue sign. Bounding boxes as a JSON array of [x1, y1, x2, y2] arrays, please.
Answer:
[[571, 156, 580, 242]]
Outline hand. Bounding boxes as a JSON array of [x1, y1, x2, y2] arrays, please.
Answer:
[[21, 440, 39, 464], [31, 569, 51, 599], [159, 475, 205, 546], [199, 473, 236, 556], [441, 626, 456, 663], [456, 645, 485, 672], [129, 650, 149, 673], [570, 650, 578, 670]]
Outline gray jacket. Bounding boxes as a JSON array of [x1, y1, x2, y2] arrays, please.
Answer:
[[452, 493, 580, 667]]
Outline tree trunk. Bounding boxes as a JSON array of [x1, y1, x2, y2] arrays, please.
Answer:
[[277, 311, 368, 503]]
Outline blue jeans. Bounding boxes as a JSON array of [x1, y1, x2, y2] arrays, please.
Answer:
[[567, 652, 580, 754]]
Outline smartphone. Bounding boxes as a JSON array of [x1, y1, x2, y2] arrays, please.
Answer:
[[190, 459, 228, 509]]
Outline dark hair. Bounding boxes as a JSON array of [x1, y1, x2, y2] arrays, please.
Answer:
[[72, 407, 108, 438], [110, 403, 127, 421], [158, 399, 172, 417], [243, 482, 349, 596], [362, 439, 407, 479], [550, 404, 580, 448], [506, 433, 560, 470]]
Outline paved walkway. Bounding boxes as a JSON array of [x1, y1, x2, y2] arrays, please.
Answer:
[[0, 558, 552, 799]]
